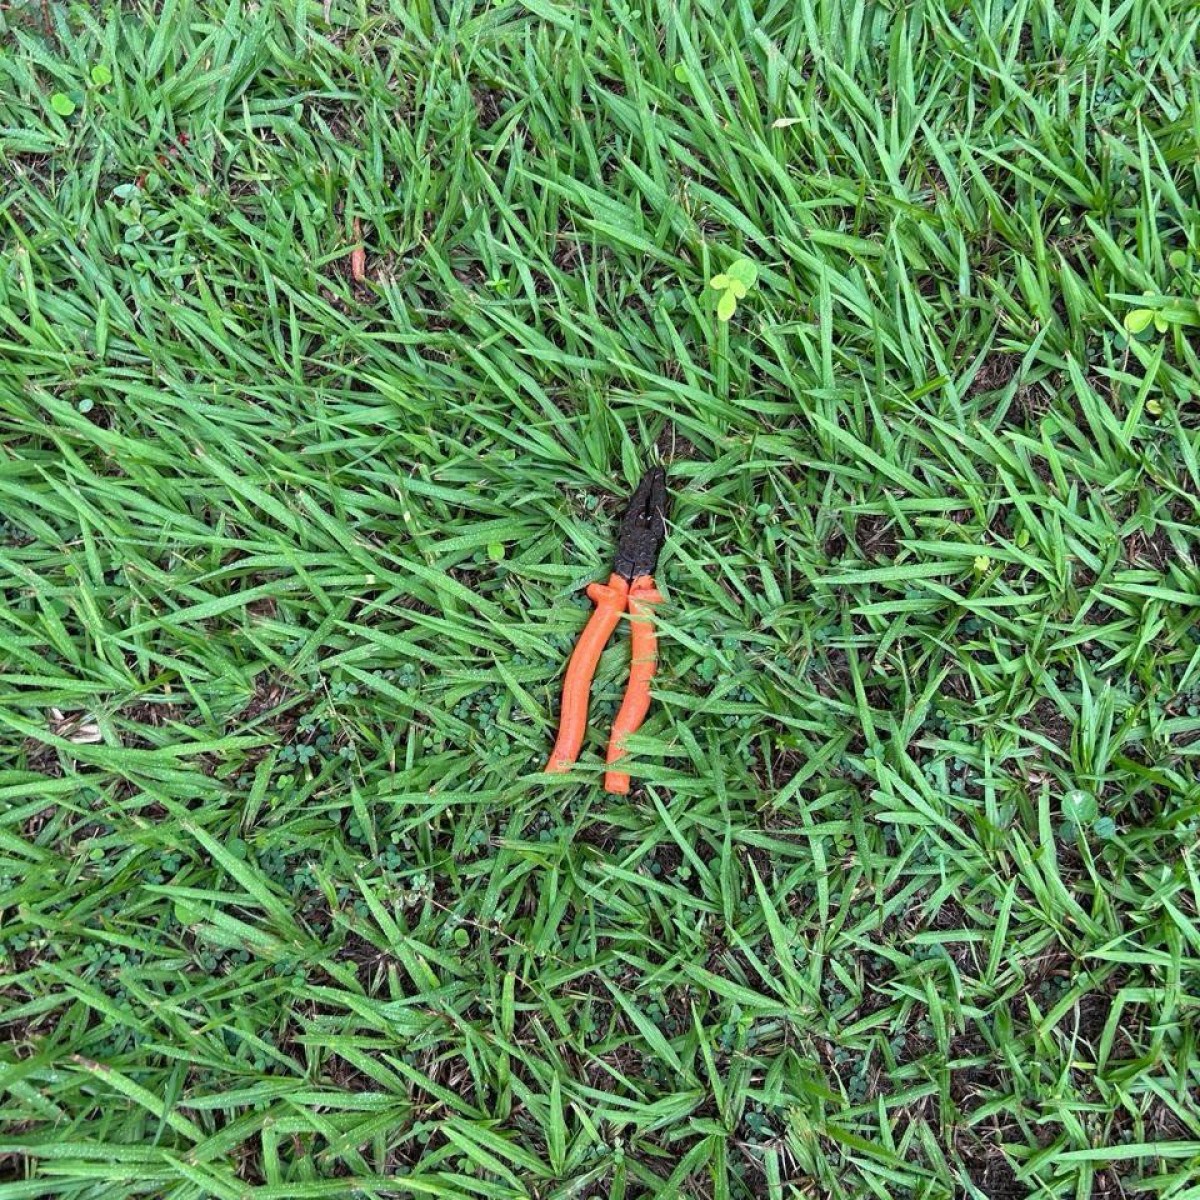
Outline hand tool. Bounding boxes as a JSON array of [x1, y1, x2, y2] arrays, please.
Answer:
[[545, 467, 668, 793]]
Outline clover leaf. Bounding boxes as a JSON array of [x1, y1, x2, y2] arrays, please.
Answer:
[[709, 257, 758, 322]]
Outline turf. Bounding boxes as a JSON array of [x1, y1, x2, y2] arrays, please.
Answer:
[[2, 0, 1200, 1196]]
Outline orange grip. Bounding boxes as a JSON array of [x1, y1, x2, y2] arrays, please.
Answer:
[[545, 573, 628, 773], [604, 575, 662, 794]]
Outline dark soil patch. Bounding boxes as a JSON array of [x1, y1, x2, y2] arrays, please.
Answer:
[[1019, 696, 1074, 751], [647, 842, 682, 878], [573, 821, 623, 853], [957, 1134, 1028, 1198], [334, 929, 387, 991], [20, 737, 65, 778], [655, 420, 698, 463], [948, 1029, 1000, 1110], [1073, 971, 1126, 1045], [813, 647, 853, 700], [243, 675, 291, 723], [969, 352, 1021, 398], [752, 743, 806, 793], [1123, 526, 1174, 572], [824, 526, 848, 560], [324, 1053, 378, 1093], [0, 1151, 32, 1185], [1092, 1168, 1128, 1199], [473, 86, 507, 128], [552, 232, 582, 271], [855, 512, 900, 560]]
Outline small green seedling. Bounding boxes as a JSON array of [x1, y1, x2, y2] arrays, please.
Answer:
[[1124, 294, 1200, 336], [50, 92, 76, 116], [1126, 308, 1171, 335], [1062, 788, 1115, 841], [709, 257, 758, 321], [1062, 789, 1097, 825]]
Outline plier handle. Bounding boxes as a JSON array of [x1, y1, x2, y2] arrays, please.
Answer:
[[545, 468, 668, 794]]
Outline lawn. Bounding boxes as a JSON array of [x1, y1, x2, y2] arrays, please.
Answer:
[[2, 0, 1200, 1196]]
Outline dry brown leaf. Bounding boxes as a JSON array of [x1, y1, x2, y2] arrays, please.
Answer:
[[351, 217, 366, 282], [48, 708, 103, 744]]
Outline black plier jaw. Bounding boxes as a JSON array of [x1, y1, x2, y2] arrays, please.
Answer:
[[613, 466, 668, 583]]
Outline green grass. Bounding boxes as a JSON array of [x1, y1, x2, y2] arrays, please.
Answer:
[[2, 0, 1200, 1196]]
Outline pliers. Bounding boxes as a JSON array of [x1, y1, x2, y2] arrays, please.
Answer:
[[546, 467, 668, 794]]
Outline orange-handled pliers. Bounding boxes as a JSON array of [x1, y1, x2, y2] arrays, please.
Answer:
[[546, 467, 668, 794]]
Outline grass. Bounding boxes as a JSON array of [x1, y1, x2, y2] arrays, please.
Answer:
[[2, 0, 1200, 1195]]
